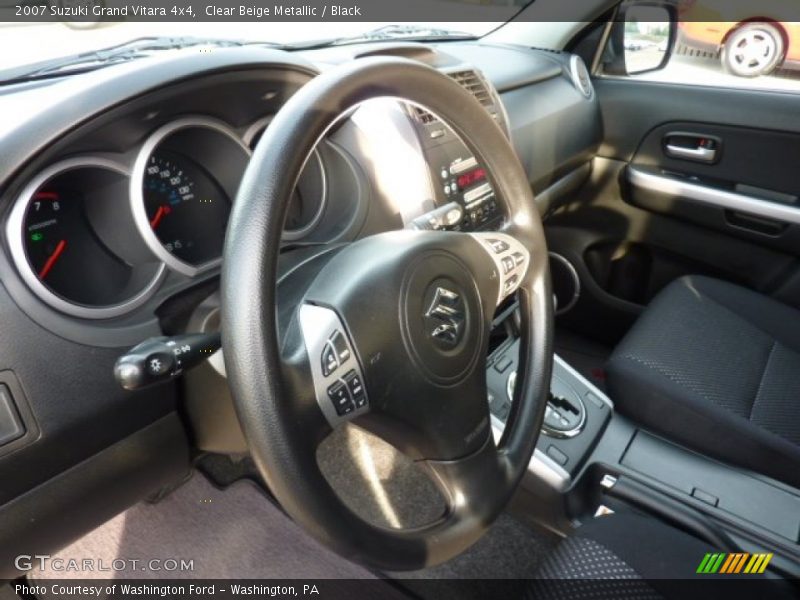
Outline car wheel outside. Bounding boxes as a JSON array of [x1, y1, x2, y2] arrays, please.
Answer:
[[722, 22, 784, 77]]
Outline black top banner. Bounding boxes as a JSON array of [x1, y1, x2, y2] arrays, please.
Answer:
[[5, 0, 526, 23], [5, 0, 800, 23]]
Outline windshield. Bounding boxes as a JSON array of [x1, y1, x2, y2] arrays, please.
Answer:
[[0, 7, 531, 77]]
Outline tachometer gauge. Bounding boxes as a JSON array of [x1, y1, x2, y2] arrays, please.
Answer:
[[23, 186, 127, 305], [143, 151, 229, 266], [7, 159, 165, 319], [131, 118, 251, 277]]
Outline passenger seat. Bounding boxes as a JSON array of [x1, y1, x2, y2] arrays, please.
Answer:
[[606, 276, 800, 489]]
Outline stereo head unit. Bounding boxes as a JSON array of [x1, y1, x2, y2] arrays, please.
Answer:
[[409, 152, 501, 232]]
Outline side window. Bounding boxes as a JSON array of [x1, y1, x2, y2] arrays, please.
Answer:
[[600, 0, 800, 93]]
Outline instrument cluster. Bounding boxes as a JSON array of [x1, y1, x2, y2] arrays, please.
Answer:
[[6, 115, 330, 319]]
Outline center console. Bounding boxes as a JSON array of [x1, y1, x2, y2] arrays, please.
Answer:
[[489, 303, 800, 580], [485, 310, 612, 492]]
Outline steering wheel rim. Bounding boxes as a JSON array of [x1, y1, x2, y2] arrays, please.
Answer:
[[221, 57, 553, 571]]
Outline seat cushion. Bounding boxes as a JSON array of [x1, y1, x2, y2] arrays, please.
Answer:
[[607, 276, 800, 488]]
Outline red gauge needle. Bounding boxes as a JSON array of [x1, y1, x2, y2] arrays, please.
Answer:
[[38, 239, 66, 280], [150, 205, 171, 229]]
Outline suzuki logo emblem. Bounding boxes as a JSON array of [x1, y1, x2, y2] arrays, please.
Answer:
[[425, 287, 465, 348]]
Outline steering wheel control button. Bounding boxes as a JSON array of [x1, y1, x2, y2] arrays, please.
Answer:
[[327, 382, 354, 416], [298, 304, 370, 426], [503, 275, 518, 295], [488, 238, 509, 253], [329, 331, 351, 364], [344, 370, 367, 408], [470, 232, 531, 305], [321, 342, 338, 377]]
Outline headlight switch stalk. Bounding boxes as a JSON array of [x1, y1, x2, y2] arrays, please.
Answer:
[[113, 331, 221, 390]]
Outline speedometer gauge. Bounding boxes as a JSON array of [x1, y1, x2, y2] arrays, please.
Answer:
[[143, 151, 229, 265], [131, 118, 251, 277]]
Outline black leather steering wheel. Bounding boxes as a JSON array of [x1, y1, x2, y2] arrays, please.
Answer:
[[221, 57, 553, 571]]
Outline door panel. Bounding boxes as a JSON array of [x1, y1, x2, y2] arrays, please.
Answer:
[[545, 78, 800, 343], [627, 121, 800, 253]]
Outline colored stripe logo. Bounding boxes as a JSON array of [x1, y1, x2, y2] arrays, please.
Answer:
[[696, 553, 773, 574]]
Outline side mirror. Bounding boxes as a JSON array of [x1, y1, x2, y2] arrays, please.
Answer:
[[604, 2, 677, 75]]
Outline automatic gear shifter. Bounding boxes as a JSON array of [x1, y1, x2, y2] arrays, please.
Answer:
[[507, 371, 587, 438]]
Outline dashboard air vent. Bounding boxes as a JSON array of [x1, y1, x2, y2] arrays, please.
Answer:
[[412, 69, 496, 125], [448, 70, 493, 108], [569, 56, 593, 99]]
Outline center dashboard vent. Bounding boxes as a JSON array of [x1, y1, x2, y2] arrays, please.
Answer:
[[449, 70, 493, 108], [412, 69, 501, 127]]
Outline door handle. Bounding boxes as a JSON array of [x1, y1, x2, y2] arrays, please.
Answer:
[[663, 132, 720, 163], [665, 144, 717, 162]]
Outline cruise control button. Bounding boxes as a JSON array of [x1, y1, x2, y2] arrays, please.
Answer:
[[329, 331, 351, 364], [487, 238, 509, 253], [501, 256, 515, 274], [327, 382, 354, 416], [321, 342, 338, 377]]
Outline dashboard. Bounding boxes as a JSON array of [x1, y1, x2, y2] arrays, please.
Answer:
[[0, 38, 601, 573]]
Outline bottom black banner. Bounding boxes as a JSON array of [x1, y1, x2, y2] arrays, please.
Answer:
[[4, 578, 798, 600]]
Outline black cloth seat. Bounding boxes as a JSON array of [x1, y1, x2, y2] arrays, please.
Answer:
[[528, 513, 791, 599], [606, 276, 800, 489]]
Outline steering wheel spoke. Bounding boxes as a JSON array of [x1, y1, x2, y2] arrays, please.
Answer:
[[425, 435, 509, 519], [295, 303, 371, 426], [467, 232, 531, 307]]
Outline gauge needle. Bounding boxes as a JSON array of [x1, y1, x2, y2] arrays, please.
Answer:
[[150, 205, 168, 229], [38, 239, 66, 280]]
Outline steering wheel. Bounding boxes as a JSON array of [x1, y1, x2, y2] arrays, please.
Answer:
[[221, 57, 553, 571]]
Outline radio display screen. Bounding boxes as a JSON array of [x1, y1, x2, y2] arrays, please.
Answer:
[[457, 167, 487, 190]]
